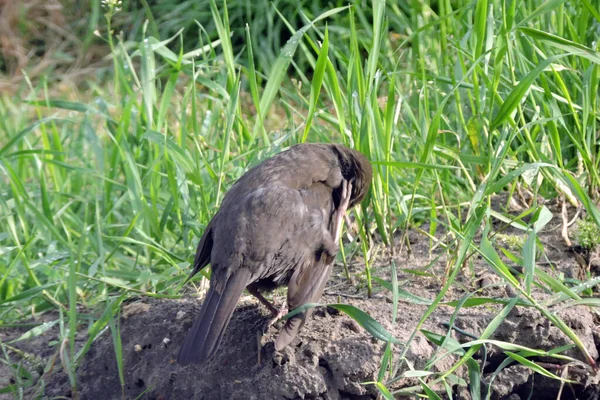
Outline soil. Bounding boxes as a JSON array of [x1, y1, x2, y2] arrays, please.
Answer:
[[2, 198, 600, 399]]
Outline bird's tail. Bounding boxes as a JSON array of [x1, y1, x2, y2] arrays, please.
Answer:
[[177, 268, 251, 365]]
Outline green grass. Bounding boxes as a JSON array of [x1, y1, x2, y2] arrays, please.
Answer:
[[1, 0, 599, 397], [573, 217, 600, 250]]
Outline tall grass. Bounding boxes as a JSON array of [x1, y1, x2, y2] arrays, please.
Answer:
[[1, 0, 599, 397]]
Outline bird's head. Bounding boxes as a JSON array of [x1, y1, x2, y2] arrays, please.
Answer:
[[330, 144, 373, 209]]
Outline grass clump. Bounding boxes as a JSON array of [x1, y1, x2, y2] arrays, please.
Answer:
[[496, 233, 527, 253], [572, 218, 600, 251]]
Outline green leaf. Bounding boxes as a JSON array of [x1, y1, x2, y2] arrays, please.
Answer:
[[252, 6, 350, 140], [374, 382, 394, 400], [24, 100, 91, 112], [490, 54, 571, 130], [519, 27, 600, 64], [301, 25, 329, 142], [8, 320, 59, 343], [0, 118, 71, 158], [421, 380, 442, 400], [404, 370, 436, 378], [330, 303, 402, 343], [533, 206, 553, 232], [373, 276, 432, 305], [517, 0, 568, 26], [0, 282, 62, 305], [282, 303, 401, 344], [373, 161, 460, 170], [522, 231, 536, 295], [505, 351, 575, 382]]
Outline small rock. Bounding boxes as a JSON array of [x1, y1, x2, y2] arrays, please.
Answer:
[[162, 337, 171, 347], [134, 344, 142, 353], [122, 302, 151, 319], [343, 320, 361, 333], [175, 310, 186, 320]]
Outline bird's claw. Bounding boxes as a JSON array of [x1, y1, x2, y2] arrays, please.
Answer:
[[266, 306, 288, 327], [332, 178, 353, 246], [340, 178, 354, 213]]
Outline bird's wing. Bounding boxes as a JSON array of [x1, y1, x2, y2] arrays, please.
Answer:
[[211, 184, 318, 276], [224, 144, 345, 197], [274, 182, 337, 350], [183, 216, 217, 284]]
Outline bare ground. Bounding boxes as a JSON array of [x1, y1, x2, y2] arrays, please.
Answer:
[[2, 202, 600, 399]]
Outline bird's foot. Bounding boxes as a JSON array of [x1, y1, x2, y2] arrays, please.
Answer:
[[247, 287, 289, 330], [333, 178, 354, 246]]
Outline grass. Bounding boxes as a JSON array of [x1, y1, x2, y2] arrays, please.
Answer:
[[572, 217, 600, 251], [1, 0, 599, 397]]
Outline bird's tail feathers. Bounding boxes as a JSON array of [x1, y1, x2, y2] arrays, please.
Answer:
[[177, 268, 251, 365]]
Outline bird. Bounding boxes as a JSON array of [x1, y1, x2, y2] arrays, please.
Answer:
[[177, 143, 372, 365]]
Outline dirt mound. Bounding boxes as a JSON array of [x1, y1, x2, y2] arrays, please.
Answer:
[[38, 292, 599, 400]]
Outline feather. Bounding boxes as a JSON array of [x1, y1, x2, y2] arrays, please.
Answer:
[[177, 267, 251, 365]]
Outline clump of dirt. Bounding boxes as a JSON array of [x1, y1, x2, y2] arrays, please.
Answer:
[[32, 288, 598, 400], [44, 295, 411, 400]]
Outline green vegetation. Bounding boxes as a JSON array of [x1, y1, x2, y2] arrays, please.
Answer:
[[496, 233, 528, 253], [1, 0, 599, 397], [573, 218, 600, 251]]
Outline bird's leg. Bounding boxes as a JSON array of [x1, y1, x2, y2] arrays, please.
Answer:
[[247, 286, 279, 315], [265, 306, 289, 327], [247, 286, 288, 326]]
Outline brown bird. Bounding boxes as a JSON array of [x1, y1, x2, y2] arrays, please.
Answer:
[[177, 143, 372, 365]]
